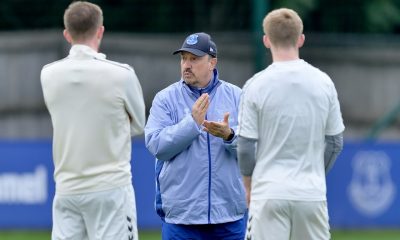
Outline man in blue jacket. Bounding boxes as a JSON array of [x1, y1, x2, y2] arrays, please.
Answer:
[[145, 32, 246, 239]]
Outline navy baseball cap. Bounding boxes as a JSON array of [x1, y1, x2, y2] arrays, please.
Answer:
[[173, 32, 217, 57]]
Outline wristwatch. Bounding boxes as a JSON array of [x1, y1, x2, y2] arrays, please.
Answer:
[[225, 128, 235, 141]]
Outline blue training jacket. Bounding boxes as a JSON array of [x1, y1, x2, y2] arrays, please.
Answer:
[[145, 69, 246, 224]]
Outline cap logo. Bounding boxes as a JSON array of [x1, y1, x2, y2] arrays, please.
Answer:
[[210, 47, 214, 52], [186, 34, 198, 45]]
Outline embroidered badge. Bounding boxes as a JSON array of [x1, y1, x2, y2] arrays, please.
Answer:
[[186, 34, 198, 45]]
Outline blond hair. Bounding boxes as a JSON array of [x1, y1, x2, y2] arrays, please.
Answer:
[[263, 8, 303, 48], [63, 1, 103, 41]]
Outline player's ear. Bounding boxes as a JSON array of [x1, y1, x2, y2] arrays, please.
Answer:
[[263, 35, 271, 49], [297, 34, 305, 48], [96, 26, 104, 40], [63, 29, 73, 44], [209, 57, 217, 70]]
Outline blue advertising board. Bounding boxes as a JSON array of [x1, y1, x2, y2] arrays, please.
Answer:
[[0, 140, 54, 228], [0, 138, 160, 230], [0, 139, 399, 229], [327, 141, 400, 228]]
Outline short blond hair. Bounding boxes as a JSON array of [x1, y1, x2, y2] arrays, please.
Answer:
[[263, 8, 303, 48], [63, 1, 103, 41]]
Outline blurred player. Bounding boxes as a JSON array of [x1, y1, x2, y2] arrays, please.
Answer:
[[40, 1, 145, 239], [145, 32, 246, 239], [237, 8, 345, 240]]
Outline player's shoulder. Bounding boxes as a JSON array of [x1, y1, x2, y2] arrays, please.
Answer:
[[242, 68, 268, 92], [303, 60, 332, 81], [94, 57, 134, 72], [41, 57, 69, 71]]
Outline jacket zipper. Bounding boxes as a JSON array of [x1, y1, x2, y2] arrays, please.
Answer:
[[206, 113, 211, 224], [199, 88, 212, 224]]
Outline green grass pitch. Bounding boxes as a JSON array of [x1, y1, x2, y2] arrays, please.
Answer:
[[1, 230, 400, 240], [0, 230, 161, 240]]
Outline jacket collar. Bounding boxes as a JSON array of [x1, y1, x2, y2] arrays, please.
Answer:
[[69, 44, 106, 59], [183, 69, 221, 98]]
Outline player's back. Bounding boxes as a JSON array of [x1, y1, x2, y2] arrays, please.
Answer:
[[247, 59, 336, 201], [41, 45, 134, 195]]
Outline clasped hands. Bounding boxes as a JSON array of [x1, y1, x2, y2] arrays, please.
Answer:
[[192, 93, 233, 140]]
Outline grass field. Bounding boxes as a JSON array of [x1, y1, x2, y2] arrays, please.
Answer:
[[1, 229, 400, 240], [0, 230, 161, 240]]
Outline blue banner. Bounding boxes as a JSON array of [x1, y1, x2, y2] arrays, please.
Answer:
[[0, 139, 160, 230], [327, 141, 400, 228], [0, 140, 54, 228], [0, 140, 399, 229]]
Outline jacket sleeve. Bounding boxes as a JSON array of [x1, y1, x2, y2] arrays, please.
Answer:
[[222, 86, 242, 157], [145, 93, 201, 161], [125, 68, 146, 136]]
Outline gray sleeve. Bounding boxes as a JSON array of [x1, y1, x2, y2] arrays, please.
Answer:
[[324, 133, 344, 174], [237, 136, 257, 176]]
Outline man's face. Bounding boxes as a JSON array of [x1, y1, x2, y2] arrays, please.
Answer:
[[180, 52, 216, 88]]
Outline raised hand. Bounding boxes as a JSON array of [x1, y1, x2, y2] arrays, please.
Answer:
[[203, 112, 233, 140], [192, 93, 209, 126]]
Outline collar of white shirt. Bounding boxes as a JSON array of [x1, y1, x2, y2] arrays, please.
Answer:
[[69, 44, 106, 59]]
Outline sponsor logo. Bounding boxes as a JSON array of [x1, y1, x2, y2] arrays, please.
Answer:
[[348, 151, 395, 217], [0, 166, 48, 204]]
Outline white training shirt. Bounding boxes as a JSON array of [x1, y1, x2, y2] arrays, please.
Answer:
[[238, 59, 345, 201], [41, 44, 146, 195]]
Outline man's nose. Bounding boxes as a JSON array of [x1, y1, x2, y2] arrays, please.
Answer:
[[182, 60, 191, 68]]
